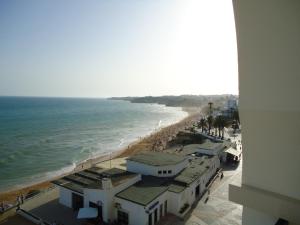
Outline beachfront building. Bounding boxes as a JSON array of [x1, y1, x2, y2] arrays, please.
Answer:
[[53, 168, 141, 223], [220, 97, 238, 118], [53, 151, 221, 225], [177, 140, 240, 163], [126, 151, 189, 177]]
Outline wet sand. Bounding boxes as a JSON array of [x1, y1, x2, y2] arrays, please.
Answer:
[[0, 108, 200, 204]]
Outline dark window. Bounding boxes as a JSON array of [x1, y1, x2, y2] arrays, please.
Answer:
[[118, 210, 129, 225], [160, 204, 163, 218], [163, 171, 166, 174], [154, 209, 158, 223], [71, 193, 83, 210], [148, 213, 152, 225], [164, 200, 167, 215], [158, 171, 162, 174], [195, 185, 200, 197], [168, 170, 172, 174]]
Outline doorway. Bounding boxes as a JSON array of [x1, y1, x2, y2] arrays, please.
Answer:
[[195, 185, 200, 198], [89, 201, 103, 220], [72, 193, 83, 210]]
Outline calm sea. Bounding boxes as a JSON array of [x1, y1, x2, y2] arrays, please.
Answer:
[[0, 97, 187, 192]]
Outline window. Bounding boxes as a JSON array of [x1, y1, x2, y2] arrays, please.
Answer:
[[160, 204, 163, 218], [118, 210, 129, 225], [164, 200, 168, 215], [154, 208, 158, 223], [158, 171, 162, 174], [168, 170, 172, 174], [163, 170, 167, 174], [148, 213, 152, 225]]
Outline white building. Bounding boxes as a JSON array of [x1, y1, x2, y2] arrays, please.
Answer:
[[227, 98, 238, 110], [126, 151, 189, 177], [53, 167, 141, 223], [180, 140, 238, 163], [53, 151, 220, 225]]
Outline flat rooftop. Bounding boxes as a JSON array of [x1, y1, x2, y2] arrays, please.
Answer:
[[117, 156, 216, 205], [116, 176, 170, 206], [127, 151, 186, 166], [52, 167, 138, 193], [175, 156, 214, 185], [181, 140, 232, 154], [192, 141, 223, 150]]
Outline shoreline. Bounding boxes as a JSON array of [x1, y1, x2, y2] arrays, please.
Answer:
[[0, 107, 200, 204]]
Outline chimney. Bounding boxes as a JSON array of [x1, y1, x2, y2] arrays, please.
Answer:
[[102, 177, 112, 190]]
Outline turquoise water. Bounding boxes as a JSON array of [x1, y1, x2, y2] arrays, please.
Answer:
[[0, 97, 187, 191]]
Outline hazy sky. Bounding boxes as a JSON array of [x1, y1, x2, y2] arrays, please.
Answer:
[[0, 0, 238, 97]]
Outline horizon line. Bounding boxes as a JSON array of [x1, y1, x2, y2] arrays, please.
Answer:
[[0, 93, 239, 99]]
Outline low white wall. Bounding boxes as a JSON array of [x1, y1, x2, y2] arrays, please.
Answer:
[[167, 191, 181, 215], [58, 187, 74, 208]]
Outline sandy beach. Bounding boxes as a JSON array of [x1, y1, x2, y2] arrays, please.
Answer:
[[0, 108, 201, 205]]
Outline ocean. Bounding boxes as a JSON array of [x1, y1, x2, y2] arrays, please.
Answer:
[[0, 97, 187, 192]]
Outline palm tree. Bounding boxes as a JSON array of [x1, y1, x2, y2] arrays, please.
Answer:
[[213, 118, 220, 137], [218, 115, 228, 139], [190, 126, 196, 134], [232, 110, 240, 133], [198, 118, 206, 132], [207, 115, 213, 135], [233, 110, 240, 124], [208, 102, 213, 115]]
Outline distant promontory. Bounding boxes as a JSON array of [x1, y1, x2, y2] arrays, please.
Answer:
[[109, 95, 238, 108]]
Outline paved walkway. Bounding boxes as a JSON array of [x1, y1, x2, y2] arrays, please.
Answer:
[[30, 199, 84, 225]]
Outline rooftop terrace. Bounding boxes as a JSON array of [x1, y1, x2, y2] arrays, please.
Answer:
[[52, 167, 138, 193]]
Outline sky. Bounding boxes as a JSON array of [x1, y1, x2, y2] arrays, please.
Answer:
[[0, 0, 238, 98]]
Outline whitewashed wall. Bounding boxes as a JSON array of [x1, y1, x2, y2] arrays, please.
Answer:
[[126, 159, 188, 177], [58, 186, 82, 208], [167, 191, 181, 215], [114, 197, 148, 225], [170, 156, 220, 216], [115, 190, 168, 225], [84, 174, 141, 223]]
